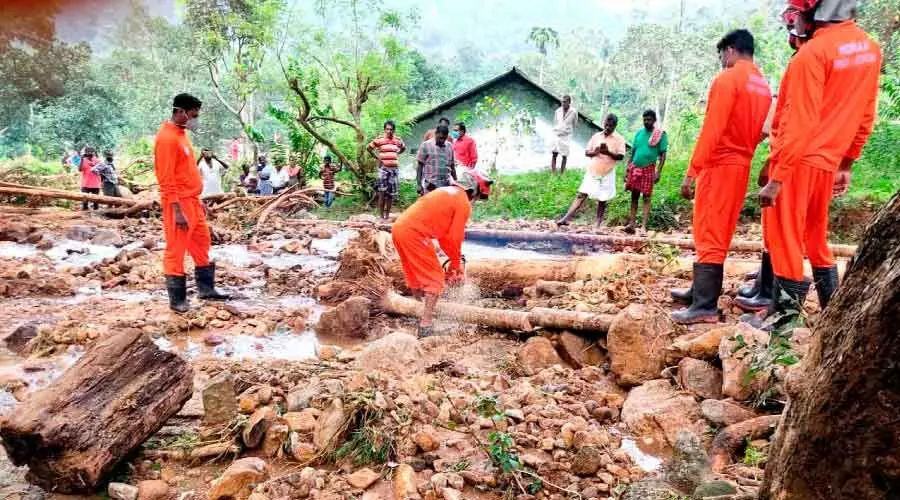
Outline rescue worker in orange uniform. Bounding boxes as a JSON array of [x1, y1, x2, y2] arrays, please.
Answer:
[[735, 7, 809, 313], [671, 29, 772, 324], [155, 93, 230, 313], [392, 171, 482, 337], [757, 0, 881, 325]]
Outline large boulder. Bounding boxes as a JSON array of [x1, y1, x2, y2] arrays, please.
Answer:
[[719, 325, 770, 401], [700, 399, 757, 427], [207, 458, 270, 500], [517, 336, 565, 375], [621, 379, 704, 453], [608, 304, 677, 387], [677, 358, 723, 400], [557, 331, 606, 368], [355, 332, 423, 375], [315, 296, 372, 338], [201, 372, 239, 427]]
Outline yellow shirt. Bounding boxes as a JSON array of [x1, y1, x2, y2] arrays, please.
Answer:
[[586, 131, 626, 177]]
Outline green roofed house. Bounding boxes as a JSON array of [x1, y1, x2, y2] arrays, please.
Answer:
[[403, 67, 603, 175]]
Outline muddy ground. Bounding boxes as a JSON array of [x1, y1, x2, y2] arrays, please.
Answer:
[[0, 208, 832, 500]]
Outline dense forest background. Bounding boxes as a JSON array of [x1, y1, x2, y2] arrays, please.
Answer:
[[0, 0, 897, 194]]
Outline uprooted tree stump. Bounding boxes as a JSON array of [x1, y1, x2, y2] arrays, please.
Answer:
[[761, 190, 900, 499], [0, 329, 193, 493]]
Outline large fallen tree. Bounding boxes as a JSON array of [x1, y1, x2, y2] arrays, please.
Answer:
[[381, 291, 614, 332], [760, 190, 900, 499], [0, 329, 193, 493]]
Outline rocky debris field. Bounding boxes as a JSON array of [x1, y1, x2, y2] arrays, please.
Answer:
[[0, 209, 828, 500]]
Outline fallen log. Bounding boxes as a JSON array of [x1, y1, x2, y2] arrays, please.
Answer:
[[463, 228, 858, 258], [709, 415, 780, 472], [142, 442, 241, 462], [380, 291, 614, 333], [99, 200, 158, 218], [0, 185, 137, 207], [0, 329, 193, 493]]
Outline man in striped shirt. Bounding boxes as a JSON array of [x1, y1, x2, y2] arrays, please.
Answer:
[[319, 155, 342, 208], [367, 120, 406, 220]]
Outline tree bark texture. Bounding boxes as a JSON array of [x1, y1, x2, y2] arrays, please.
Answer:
[[760, 191, 900, 499], [0, 185, 137, 207], [0, 329, 193, 493]]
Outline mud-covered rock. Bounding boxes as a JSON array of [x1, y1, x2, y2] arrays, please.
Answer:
[[557, 331, 606, 368], [677, 358, 723, 400], [316, 296, 372, 338], [517, 336, 565, 375], [700, 399, 757, 427], [719, 326, 770, 401], [347, 468, 380, 490], [202, 372, 238, 427], [355, 332, 423, 375], [208, 457, 270, 500], [621, 379, 703, 453], [608, 304, 676, 387], [313, 398, 346, 451], [664, 431, 710, 492]]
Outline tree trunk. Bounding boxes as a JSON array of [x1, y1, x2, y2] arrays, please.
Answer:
[[0, 185, 138, 207], [760, 191, 900, 499], [380, 291, 613, 333], [0, 329, 194, 493]]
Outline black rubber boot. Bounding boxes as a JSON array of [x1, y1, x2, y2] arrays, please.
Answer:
[[738, 252, 769, 298], [813, 265, 839, 310], [195, 263, 231, 301], [670, 286, 693, 305], [166, 275, 190, 313], [671, 263, 723, 325], [736, 252, 774, 312], [743, 276, 811, 331]]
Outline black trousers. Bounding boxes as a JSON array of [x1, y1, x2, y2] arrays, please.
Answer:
[[81, 187, 99, 209]]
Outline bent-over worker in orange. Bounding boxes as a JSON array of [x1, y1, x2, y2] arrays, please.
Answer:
[[670, 29, 772, 324], [155, 93, 230, 313], [757, 0, 881, 326], [392, 171, 483, 337]]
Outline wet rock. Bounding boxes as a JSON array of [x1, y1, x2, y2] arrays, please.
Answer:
[[677, 358, 723, 400], [392, 463, 418, 499], [65, 224, 97, 241], [208, 457, 270, 500], [315, 296, 372, 338], [313, 398, 346, 450], [571, 446, 604, 475], [347, 468, 380, 490], [664, 431, 710, 492], [700, 399, 757, 427], [694, 480, 738, 498], [622, 479, 682, 500], [536, 280, 569, 297], [202, 372, 239, 427], [412, 427, 439, 452], [557, 331, 606, 368], [204, 333, 226, 346], [284, 409, 317, 433], [517, 336, 565, 375], [719, 326, 770, 401], [0, 222, 32, 242], [91, 230, 124, 247], [286, 385, 320, 411], [243, 407, 275, 448], [4, 322, 40, 355], [608, 304, 676, 387], [355, 332, 423, 375], [136, 480, 173, 500], [262, 421, 289, 457], [109, 483, 139, 500], [36, 238, 54, 250], [621, 379, 703, 453], [666, 325, 734, 364]]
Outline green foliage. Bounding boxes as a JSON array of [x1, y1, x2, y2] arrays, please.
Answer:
[[333, 425, 394, 466], [473, 394, 502, 420], [742, 438, 767, 467], [487, 431, 521, 473], [527, 27, 560, 57], [449, 460, 470, 472]]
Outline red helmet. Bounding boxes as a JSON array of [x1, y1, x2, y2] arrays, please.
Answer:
[[786, 0, 819, 11]]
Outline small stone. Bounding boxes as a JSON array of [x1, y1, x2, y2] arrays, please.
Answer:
[[441, 488, 462, 500], [262, 422, 289, 457], [677, 358, 724, 400], [204, 333, 226, 346], [413, 427, 439, 452], [700, 399, 757, 427], [430, 472, 449, 489], [504, 408, 525, 422], [445, 473, 464, 490], [557, 331, 606, 368], [202, 372, 238, 427], [693, 480, 738, 498], [318, 345, 339, 361], [286, 386, 320, 411], [136, 480, 172, 500], [315, 296, 372, 338], [571, 446, 604, 476], [518, 336, 565, 375], [108, 483, 139, 500], [313, 398, 346, 450], [347, 467, 380, 490], [208, 458, 270, 500], [216, 309, 233, 321], [257, 386, 273, 405], [239, 396, 258, 414], [392, 464, 417, 499]]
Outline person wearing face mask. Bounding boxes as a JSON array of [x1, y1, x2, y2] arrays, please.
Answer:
[[154, 93, 230, 313], [451, 122, 478, 170], [670, 29, 772, 325]]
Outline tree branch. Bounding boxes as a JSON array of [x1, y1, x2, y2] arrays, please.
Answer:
[[308, 116, 361, 131]]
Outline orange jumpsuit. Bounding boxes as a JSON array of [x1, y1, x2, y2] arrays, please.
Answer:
[[766, 22, 881, 280], [688, 60, 772, 264], [392, 186, 471, 295], [154, 121, 211, 277], [761, 60, 794, 252]]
